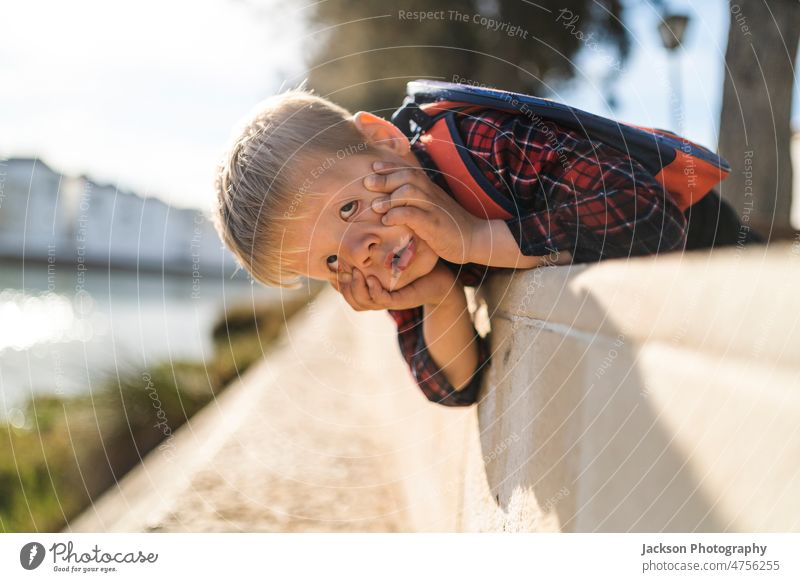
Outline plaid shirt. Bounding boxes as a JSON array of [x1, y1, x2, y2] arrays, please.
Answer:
[[388, 108, 688, 407]]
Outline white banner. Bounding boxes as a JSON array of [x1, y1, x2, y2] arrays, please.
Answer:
[[1, 533, 798, 581]]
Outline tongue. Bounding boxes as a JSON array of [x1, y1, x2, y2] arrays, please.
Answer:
[[397, 239, 414, 270]]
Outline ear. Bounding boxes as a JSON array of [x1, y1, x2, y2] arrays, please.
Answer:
[[352, 111, 410, 155]]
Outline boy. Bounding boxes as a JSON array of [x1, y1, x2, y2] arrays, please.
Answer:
[[213, 88, 748, 408]]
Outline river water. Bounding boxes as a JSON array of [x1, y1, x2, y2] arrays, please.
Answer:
[[0, 260, 302, 421]]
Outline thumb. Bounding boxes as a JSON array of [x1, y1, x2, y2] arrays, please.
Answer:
[[384, 264, 450, 308]]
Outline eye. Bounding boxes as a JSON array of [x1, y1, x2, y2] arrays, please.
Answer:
[[326, 254, 339, 272], [326, 201, 359, 272], [339, 200, 358, 220]]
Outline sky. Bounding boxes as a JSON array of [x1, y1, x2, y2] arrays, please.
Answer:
[[1, 0, 798, 212], [0, 0, 308, 209]]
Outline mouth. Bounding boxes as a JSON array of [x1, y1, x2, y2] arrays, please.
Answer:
[[386, 235, 416, 282]]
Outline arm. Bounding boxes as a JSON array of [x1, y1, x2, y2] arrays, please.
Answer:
[[422, 277, 480, 391], [389, 304, 488, 406], [470, 218, 573, 268], [387, 263, 489, 407]]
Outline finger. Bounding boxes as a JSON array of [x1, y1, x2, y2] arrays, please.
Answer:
[[366, 275, 391, 306], [339, 281, 366, 311], [372, 184, 432, 215], [349, 268, 374, 307], [337, 272, 369, 311], [364, 168, 426, 195], [381, 205, 435, 235], [381, 277, 431, 310], [371, 160, 417, 174], [369, 195, 391, 214], [328, 270, 351, 292]]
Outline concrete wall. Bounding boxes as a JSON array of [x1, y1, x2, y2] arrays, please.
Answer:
[[68, 242, 800, 532], [429, 241, 800, 532]]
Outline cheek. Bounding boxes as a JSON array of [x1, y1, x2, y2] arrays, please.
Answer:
[[387, 237, 438, 289], [411, 237, 438, 276]]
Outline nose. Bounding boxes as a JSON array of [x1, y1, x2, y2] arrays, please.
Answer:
[[341, 224, 381, 269]]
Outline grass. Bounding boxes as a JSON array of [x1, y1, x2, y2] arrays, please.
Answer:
[[0, 294, 310, 533]]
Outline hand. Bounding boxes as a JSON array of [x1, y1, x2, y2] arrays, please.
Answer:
[[365, 160, 484, 265], [329, 260, 460, 311]]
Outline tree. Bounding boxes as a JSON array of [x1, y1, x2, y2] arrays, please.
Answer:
[[718, 0, 800, 239], [305, 0, 628, 115]]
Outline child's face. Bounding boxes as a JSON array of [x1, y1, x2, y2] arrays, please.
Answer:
[[282, 152, 440, 291]]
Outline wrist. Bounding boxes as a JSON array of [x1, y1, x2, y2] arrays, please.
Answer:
[[468, 219, 493, 265], [424, 275, 465, 310], [469, 219, 515, 266], [471, 219, 548, 269]]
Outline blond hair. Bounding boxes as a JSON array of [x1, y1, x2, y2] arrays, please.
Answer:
[[213, 86, 372, 288]]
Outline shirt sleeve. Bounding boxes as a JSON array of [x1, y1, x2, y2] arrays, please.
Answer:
[[386, 299, 490, 407], [459, 110, 688, 262]]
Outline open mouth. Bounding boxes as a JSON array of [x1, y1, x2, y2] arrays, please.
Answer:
[[386, 235, 416, 291], [389, 235, 415, 275]]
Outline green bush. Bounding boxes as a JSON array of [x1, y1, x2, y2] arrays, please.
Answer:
[[0, 295, 310, 532]]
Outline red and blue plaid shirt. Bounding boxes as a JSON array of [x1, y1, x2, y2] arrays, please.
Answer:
[[388, 108, 688, 407]]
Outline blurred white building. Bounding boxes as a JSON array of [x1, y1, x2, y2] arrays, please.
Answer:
[[0, 157, 238, 276]]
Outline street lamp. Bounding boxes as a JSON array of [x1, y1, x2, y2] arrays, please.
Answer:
[[658, 13, 690, 132], [658, 14, 690, 50]]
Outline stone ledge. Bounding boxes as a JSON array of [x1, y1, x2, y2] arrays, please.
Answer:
[[67, 242, 800, 532]]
